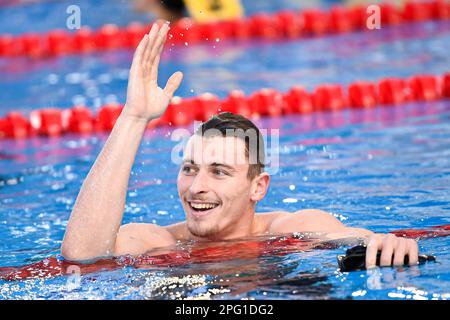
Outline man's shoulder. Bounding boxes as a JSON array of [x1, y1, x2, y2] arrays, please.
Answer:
[[163, 221, 189, 240], [114, 223, 177, 256], [258, 209, 343, 234], [255, 209, 326, 223], [253, 211, 290, 234]]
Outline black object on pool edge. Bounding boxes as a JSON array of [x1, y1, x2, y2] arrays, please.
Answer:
[[337, 245, 436, 272]]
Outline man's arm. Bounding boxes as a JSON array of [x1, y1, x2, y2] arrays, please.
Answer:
[[61, 22, 183, 261], [269, 209, 419, 268]]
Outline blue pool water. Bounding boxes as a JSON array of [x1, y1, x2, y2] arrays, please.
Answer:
[[1, 0, 450, 299]]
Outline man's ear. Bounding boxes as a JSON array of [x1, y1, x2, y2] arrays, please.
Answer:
[[250, 172, 270, 202]]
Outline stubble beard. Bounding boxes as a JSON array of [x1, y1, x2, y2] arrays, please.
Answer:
[[187, 219, 222, 239]]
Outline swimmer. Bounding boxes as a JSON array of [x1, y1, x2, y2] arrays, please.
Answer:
[[61, 22, 419, 269], [132, 0, 244, 23], [132, 0, 186, 22]]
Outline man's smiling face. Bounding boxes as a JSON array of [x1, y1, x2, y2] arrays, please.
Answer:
[[177, 134, 255, 240]]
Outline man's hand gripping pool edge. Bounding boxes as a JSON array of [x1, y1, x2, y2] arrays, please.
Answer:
[[365, 233, 419, 268], [60, 21, 420, 270]]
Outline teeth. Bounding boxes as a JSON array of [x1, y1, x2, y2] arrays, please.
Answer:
[[190, 203, 218, 210]]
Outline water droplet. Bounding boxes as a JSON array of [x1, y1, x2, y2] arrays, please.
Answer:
[[283, 198, 298, 203], [48, 74, 59, 84]]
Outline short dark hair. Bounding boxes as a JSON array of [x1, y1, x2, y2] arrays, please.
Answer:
[[195, 112, 265, 180], [160, 0, 185, 13]]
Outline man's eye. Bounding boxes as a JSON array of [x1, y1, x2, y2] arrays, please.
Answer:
[[213, 169, 228, 176], [182, 166, 195, 174]]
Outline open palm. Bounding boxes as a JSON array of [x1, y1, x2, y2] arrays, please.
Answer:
[[124, 22, 183, 121]]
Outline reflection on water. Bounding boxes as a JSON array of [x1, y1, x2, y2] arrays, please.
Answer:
[[0, 234, 358, 299]]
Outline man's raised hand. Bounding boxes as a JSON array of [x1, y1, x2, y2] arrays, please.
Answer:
[[123, 22, 183, 122]]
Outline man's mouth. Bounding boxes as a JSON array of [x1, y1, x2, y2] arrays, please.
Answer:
[[188, 201, 220, 217]]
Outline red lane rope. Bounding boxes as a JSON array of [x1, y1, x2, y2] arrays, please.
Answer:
[[0, 1, 449, 58], [0, 224, 448, 281], [0, 72, 449, 140], [391, 224, 450, 239]]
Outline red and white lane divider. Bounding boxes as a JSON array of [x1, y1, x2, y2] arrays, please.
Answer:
[[0, 72, 449, 140], [0, 1, 449, 58]]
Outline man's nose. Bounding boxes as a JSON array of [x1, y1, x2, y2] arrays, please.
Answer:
[[189, 170, 209, 194]]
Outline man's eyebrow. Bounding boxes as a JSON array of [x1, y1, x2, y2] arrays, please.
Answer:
[[209, 162, 236, 171], [182, 159, 196, 165], [182, 160, 236, 171]]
